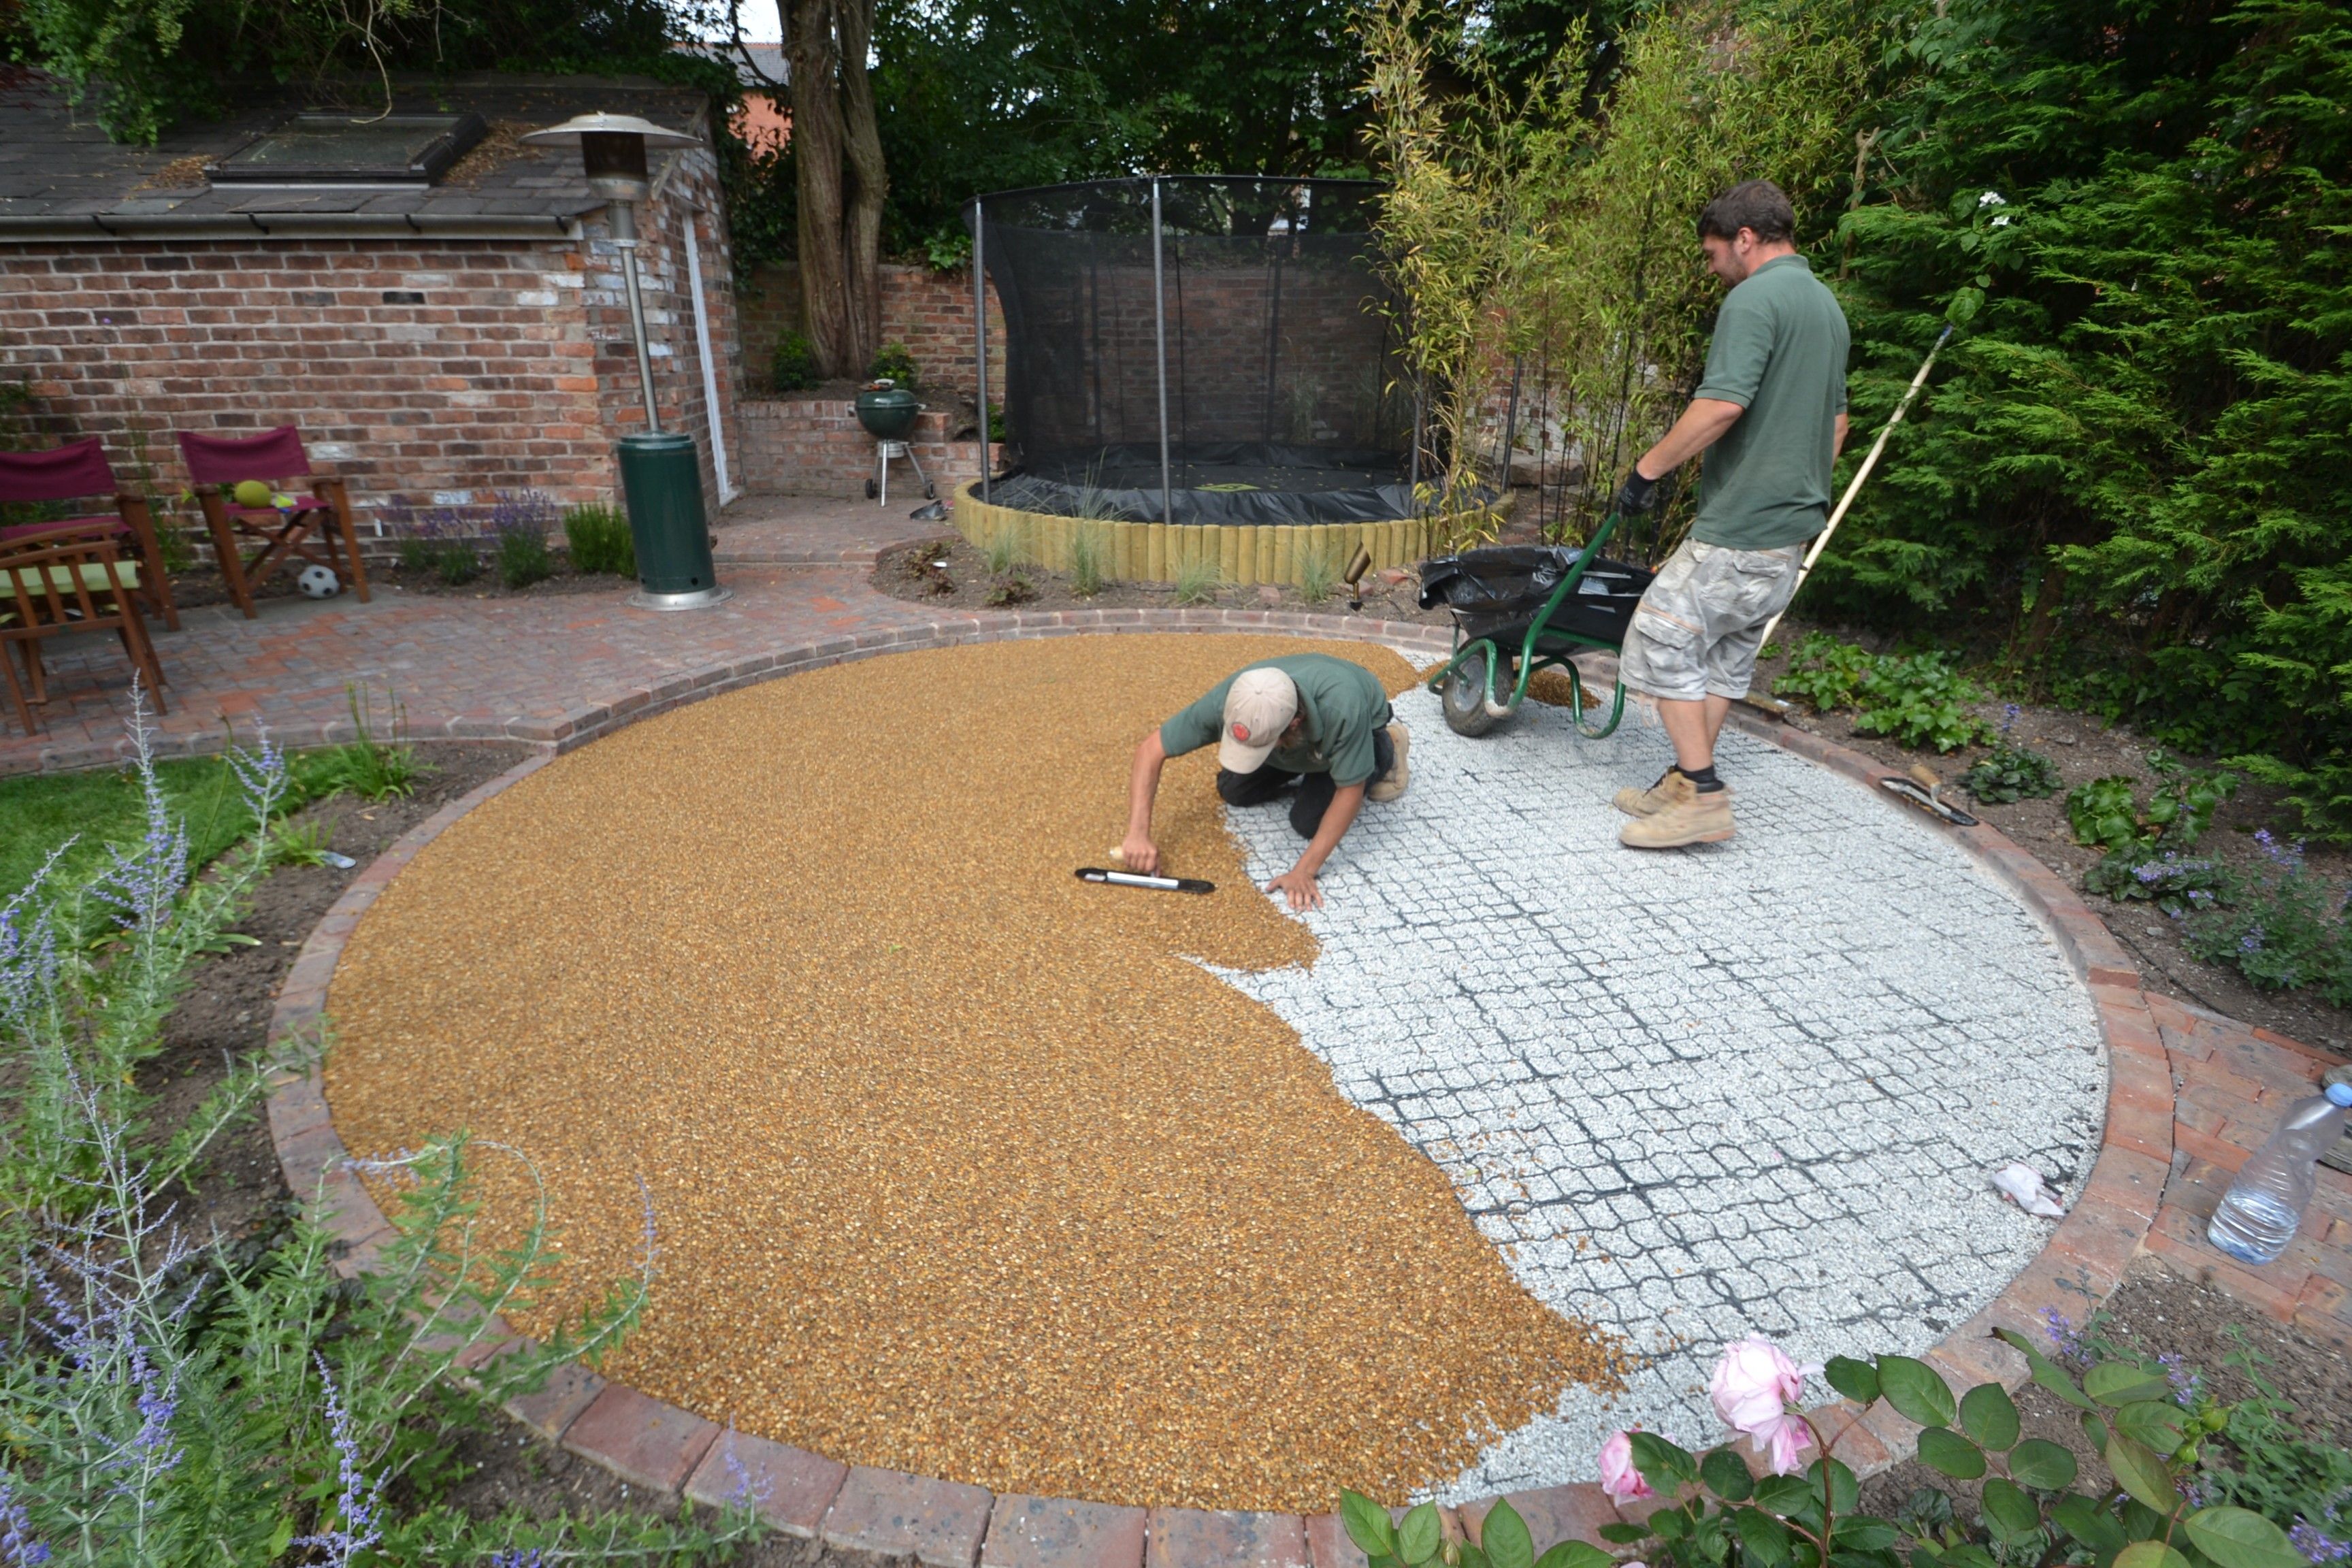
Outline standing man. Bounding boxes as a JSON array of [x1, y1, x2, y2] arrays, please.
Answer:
[[1611, 179, 1850, 849], [1120, 655, 1411, 911]]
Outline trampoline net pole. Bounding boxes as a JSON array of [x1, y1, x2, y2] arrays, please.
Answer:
[[971, 199, 990, 506], [1152, 178, 1173, 527]]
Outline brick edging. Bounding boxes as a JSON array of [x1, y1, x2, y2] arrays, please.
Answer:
[[261, 625, 2166, 1568]]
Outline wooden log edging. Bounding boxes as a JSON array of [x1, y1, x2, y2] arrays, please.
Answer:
[[264, 627, 2166, 1568], [952, 480, 1435, 589]]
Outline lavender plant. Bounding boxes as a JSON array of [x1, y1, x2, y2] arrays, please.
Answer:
[[490, 491, 557, 590], [0, 702, 764, 1565]]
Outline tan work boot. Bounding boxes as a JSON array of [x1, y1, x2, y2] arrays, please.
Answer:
[[1615, 768, 1693, 817], [1615, 769, 1735, 816], [1619, 787, 1735, 848], [1367, 721, 1411, 803]]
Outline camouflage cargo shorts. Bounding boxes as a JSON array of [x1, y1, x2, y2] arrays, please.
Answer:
[[1616, 538, 1806, 702]]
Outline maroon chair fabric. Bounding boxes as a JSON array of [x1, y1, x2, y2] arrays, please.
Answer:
[[175, 425, 312, 487], [174, 425, 371, 617], [0, 437, 119, 504], [0, 437, 179, 630]]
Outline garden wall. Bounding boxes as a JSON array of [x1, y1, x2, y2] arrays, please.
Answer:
[[736, 396, 999, 500], [738, 261, 1004, 397], [0, 148, 746, 537]]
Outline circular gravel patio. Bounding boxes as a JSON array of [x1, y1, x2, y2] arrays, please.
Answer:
[[310, 630, 2107, 1512]]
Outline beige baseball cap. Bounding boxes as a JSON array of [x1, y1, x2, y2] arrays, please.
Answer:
[[1218, 668, 1299, 772]]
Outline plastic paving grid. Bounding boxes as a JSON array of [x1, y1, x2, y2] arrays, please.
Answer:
[[1218, 691, 2106, 1497]]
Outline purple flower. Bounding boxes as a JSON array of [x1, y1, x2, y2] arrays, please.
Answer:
[[2291, 1522, 2351, 1566], [0, 1469, 50, 1565], [720, 1429, 773, 1507], [2156, 1352, 2199, 1401], [295, 1359, 382, 1567], [91, 684, 189, 935], [2039, 1306, 2091, 1367], [486, 1553, 547, 1568], [2001, 703, 2021, 735], [2242, 929, 2266, 953]]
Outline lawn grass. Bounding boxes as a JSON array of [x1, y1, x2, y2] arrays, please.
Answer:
[[0, 756, 259, 900]]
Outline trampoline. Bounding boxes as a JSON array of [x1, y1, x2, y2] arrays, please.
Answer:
[[967, 178, 1418, 529]]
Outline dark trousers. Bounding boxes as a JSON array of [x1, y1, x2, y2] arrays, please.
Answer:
[[1217, 721, 1395, 838]]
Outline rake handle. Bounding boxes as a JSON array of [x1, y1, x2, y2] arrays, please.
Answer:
[[1756, 323, 1954, 653]]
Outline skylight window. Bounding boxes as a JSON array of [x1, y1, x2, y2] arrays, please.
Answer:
[[208, 114, 487, 185]]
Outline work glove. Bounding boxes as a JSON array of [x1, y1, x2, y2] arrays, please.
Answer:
[[1614, 467, 1661, 515]]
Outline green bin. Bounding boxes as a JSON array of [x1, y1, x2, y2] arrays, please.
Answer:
[[616, 431, 723, 604]]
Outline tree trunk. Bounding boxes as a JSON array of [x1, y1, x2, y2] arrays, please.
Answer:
[[785, 0, 886, 380]]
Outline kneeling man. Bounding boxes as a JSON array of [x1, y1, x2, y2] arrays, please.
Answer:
[[1121, 655, 1410, 911]]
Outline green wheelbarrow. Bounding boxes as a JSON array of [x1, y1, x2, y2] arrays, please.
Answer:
[[1418, 512, 1656, 740]]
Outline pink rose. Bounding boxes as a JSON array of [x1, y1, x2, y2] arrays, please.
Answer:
[[1597, 1428, 1655, 1503], [1754, 1414, 1814, 1477], [1710, 1337, 1804, 1431], [1709, 1337, 1823, 1477]]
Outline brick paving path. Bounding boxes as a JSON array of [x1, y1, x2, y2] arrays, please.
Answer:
[[36, 492, 2338, 1566]]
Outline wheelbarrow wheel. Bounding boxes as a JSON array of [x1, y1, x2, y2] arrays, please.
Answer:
[[865, 478, 879, 499], [1441, 649, 1512, 737]]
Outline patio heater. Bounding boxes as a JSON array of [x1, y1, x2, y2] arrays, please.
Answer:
[[521, 112, 729, 610]]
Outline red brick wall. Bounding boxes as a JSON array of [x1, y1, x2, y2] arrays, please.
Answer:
[[736, 395, 999, 499], [0, 144, 747, 538], [738, 261, 1003, 398]]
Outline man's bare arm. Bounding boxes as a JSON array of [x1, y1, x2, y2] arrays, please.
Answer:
[[1264, 783, 1365, 912], [1120, 731, 1168, 875]]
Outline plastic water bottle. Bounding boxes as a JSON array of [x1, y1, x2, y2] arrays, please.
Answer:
[[2206, 1081, 2352, 1265]]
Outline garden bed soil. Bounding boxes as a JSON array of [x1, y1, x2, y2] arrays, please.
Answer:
[[872, 534, 1461, 624], [1748, 626, 2352, 1058]]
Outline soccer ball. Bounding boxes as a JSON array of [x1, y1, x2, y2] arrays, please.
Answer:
[[297, 565, 341, 600]]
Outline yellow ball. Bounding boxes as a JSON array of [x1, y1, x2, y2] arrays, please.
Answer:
[[232, 479, 272, 508]]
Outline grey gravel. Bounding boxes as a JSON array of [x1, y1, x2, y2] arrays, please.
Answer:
[[1209, 685, 2106, 1498]]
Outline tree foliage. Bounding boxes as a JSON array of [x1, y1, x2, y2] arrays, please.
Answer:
[[3, 0, 703, 144], [1820, 0, 2352, 838], [1364, 0, 1869, 546]]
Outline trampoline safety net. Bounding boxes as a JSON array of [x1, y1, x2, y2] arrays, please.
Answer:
[[973, 177, 1413, 526]]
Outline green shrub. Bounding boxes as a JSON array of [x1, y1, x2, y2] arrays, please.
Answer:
[[1342, 1320, 2315, 1568], [2187, 834, 2350, 1002], [562, 502, 636, 577], [290, 687, 424, 802], [1959, 740, 2063, 804], [980, 527, 1022, 576], [1773, 632, 1880, 712], [1294, 544, 1339, 605], [495, 521, 552, 589], [2083, 849, 2235, 916], [2067, 753, 2237, 855], [1774, 634, 1993, 752], [773, 329, 821, 391], [868, 340, 919, 386]]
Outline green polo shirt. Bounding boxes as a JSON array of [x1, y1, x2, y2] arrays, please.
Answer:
[[1690, 254, 1851, 551], [1160, 655, 1390, 787]]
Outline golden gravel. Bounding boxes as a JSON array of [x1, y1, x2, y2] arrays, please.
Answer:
[[325, 634, 1627, 1512]]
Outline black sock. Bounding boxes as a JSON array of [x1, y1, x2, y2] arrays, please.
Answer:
[[1676, 764, 1724, 793]]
